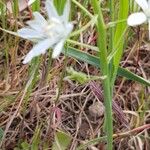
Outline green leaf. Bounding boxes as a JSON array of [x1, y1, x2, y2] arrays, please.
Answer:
[[21, 141, 30, 150], [117, 68, 150, 86], [77, 136, 107, 150], [52, 131, 71, 150], [0, 2, 6, 16], [0, 128, 4, 141], [65, 67, 106, 84], [54, 0, 67, 15], [65, 47, 150, 86], [66, 67, 89, 84], [31, 125, 41, 150], [111, 0, 129, 84], [113, 0, 129, 64], [31, 0, 40, 11]]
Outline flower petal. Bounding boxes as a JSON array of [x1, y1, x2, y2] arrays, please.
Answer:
[[148, 0, 150, 8], [61, 0, 70, 23], [46, 0, 59, 19], [52, 39, 65, 58], [18, 28, 45, 41], [27, 12, 48, 30], [26, 20, 43, 32], [135, 0, 148, 10], [28, 0, 36, 5], [64, 23, 73, 36], [127, 12, 147, 26], [23, 38, 56, 64], [33, 12, 47, 25]]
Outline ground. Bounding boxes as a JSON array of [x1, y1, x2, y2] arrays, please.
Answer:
[[0, 0, 150, 149]]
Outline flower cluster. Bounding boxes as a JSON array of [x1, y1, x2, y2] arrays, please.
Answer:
[[18, 0, 73, 64]]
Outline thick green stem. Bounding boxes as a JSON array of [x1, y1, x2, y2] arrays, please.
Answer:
[[91, 0, 113, 149]]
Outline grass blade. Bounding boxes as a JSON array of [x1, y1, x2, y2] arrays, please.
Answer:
[[111, 0, 129, 85], [65, 47, 150, 86]]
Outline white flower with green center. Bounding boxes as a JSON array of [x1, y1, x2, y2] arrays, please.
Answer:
[[127, 0, 150, 39], [18, 0, 73, 64]]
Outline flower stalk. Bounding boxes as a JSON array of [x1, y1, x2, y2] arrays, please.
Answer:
[[91, 0, 113, 149]]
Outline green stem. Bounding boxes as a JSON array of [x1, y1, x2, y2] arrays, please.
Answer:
[[70, 15, 97, 37], [23, 58, 40, 114], [71, 0, 93, 18], [67, 39, 98, 51], [55, 48, 68, 103], [109, 0, 114, 51], [91, 0, 113, 149], [41, 50, 53, 86]]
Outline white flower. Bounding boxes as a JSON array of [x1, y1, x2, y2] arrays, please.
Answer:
[[28, 0, 36, 5], [127, 0, 150, 39], [18, 0, 73, 64]]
